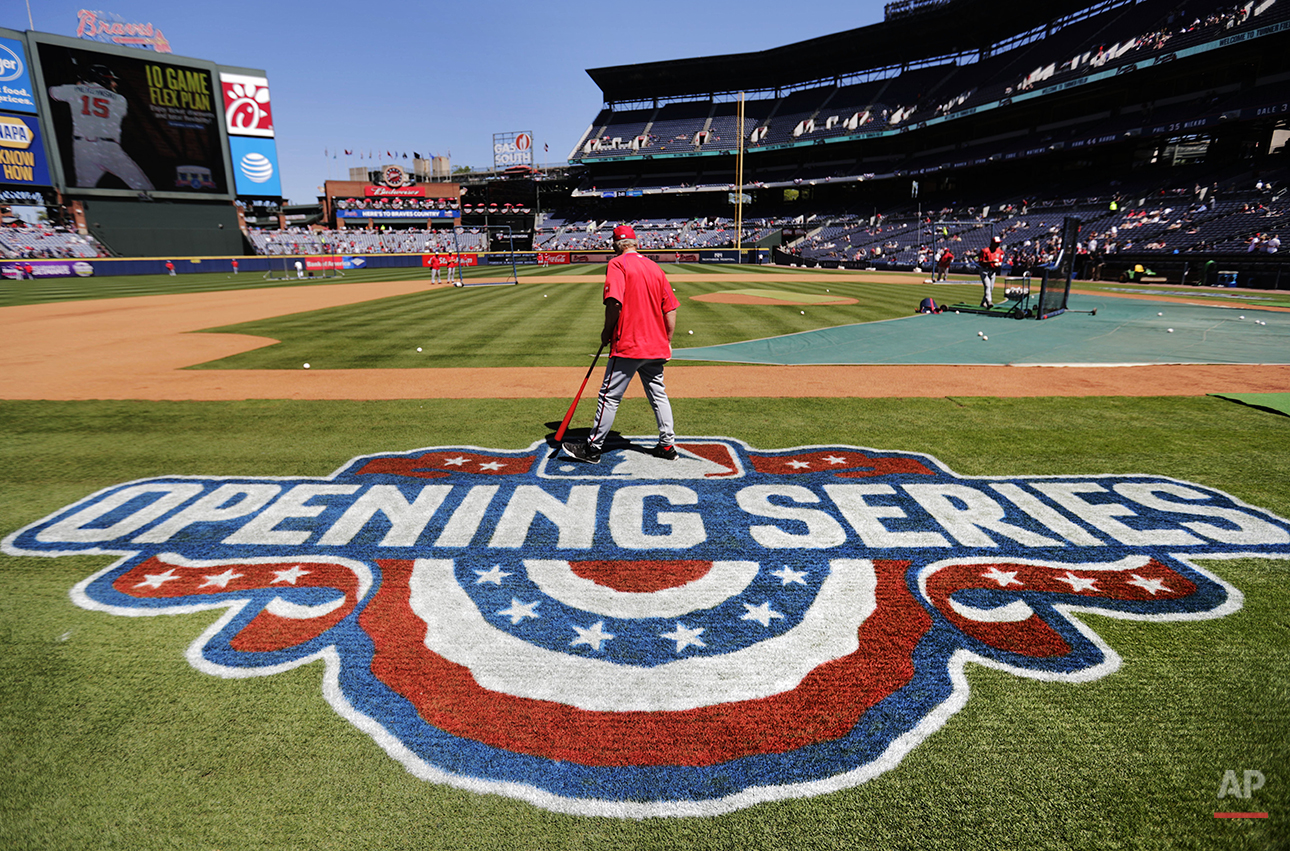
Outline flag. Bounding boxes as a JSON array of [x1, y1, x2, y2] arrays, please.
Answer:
[[403, 152, 408, 159], [324, 148, 328, 157], [345, 149, 353, 156], [414, 151, 421, 159]]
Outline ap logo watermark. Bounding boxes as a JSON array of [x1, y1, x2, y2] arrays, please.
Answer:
[[1218, 770, 1266, 800]]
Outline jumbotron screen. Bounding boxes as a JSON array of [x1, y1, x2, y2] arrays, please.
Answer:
[[36, 39, 230, 198]]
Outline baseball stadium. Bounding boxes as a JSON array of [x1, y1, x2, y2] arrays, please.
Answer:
[[2, 1, 1289, 848]]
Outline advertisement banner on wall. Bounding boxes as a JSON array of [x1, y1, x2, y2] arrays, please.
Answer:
[[228, 134, 281, 197], [304, 256, 342, 271], [219, 72, 273, 137], [422, 253, 478, 268], [0, 37, 39, 113], [642, 251, 699, 264], [536, 252, 570, 265], [0, 112, 53, 188], [1, 259, 96, 278], [36, 39, 229, 197], [339, 209, 456, 220], [699, 249, 741, 263]]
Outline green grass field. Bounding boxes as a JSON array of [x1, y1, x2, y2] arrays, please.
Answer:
[[192, 268, 977, 370], [1, 266, 1286, 850]]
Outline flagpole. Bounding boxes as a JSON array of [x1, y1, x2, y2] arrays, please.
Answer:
[[735, 92, 745, 264]]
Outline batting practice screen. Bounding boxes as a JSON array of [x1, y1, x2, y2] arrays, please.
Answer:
[[1037, 216, 1080, 318], [35, 40, 230, 198]]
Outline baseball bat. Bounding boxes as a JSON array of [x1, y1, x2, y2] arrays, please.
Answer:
[[553, 343, 606, 442]]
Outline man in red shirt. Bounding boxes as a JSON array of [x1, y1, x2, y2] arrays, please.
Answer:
[[563, 224, 679, 464], [976, 236, 1004, 308], [934, 247, 954, 282]]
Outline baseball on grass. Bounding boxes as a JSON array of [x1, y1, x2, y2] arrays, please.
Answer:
[[688, 330, 693, 335], [416, 347, 422, 352], [1167, 328, 1174, 333], [982, 335, 988, 341], [303, 363, 310, 369]]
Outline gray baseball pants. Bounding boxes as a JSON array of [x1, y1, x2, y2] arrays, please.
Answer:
[[587, 357, 674, 450]]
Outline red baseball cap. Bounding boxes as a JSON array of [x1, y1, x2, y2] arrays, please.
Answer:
[[612, 224, 636, 240]]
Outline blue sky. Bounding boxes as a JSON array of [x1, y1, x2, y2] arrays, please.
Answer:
[[5, 1, 888, 204]]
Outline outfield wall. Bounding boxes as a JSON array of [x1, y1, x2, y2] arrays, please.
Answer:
[[0, 249, 772, 278]]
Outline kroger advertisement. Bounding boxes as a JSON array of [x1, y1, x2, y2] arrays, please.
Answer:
[[0, 36, 38, 113]]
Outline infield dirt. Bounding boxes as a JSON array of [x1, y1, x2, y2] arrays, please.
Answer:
[[2, 277, 1286, 401]]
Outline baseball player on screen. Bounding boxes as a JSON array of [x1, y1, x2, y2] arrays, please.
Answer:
[[48, 65, 154, 191]]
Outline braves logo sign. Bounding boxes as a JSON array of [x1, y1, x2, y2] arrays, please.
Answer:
[[6, 438, 1288, 817]]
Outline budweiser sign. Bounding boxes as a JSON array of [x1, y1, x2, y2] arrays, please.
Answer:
[[364, 186, 426, 198]]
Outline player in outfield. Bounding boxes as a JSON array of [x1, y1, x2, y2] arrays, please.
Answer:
[[48, 65, 154, 192], [563, 224, 679, 464]]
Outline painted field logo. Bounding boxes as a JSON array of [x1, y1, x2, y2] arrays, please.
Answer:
[[6, 438, 1289, 817]]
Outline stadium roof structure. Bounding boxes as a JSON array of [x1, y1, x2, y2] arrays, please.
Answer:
[[587, 0, 1099, 103]]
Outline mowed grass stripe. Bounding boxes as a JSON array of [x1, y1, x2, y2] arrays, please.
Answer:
[[194, 269, 982, 370]]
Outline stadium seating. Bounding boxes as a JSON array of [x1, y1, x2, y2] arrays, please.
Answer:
[[247, 228, 488, 256], [570, 0, 1284, 177], [0, 224, 109, 259]]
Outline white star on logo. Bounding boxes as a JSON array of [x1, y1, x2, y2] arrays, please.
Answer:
[[478, 461, 505, 471], [661, 622, 707, 653], [771, 565, 809, 586], [134, 568, 181, 589], [271, 565, 310, 585], [475, 565, 512, 585], [497, 597, 540, 625], [1054, 571, 1099, 593], [1127, 574, 1172, 595], [981, 566, 1023, 588], [200, 568, 244, 589], [741, 601, 785, 628], [570, 620, 615, 651], [823, 455, 849, 465], [443, 456, 469, 466], [787, 459, 812, 469]]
